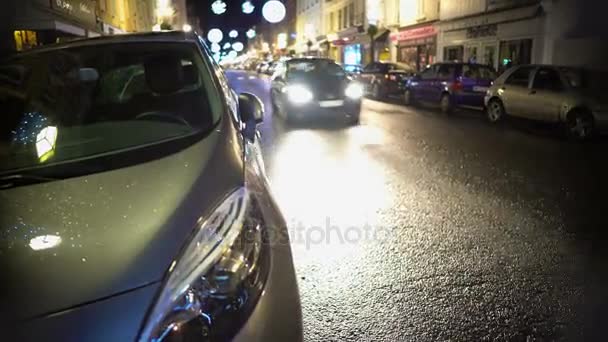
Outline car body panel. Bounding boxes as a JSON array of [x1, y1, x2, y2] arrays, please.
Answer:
[[359, 62, 414, 97], [0, 113, 244, 322]]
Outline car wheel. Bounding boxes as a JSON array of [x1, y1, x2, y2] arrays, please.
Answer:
[[403, 89, 414, 106], [440, 93, 452, 115], [486, 99, 505, 123], [566, 110, 594, 141]]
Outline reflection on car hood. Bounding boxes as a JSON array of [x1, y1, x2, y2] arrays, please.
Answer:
[[0, 117, 244, 322]]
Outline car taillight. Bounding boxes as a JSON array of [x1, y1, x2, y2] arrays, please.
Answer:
[[389, 75, 397, 81], [451, 81, 463, 92]]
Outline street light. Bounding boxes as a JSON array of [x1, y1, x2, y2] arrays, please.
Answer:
[[211, 0, 227, 15], [229, 30, 238, 38], [182, 24, 192, 32], [233, 42, 244, 52], [262, 0, 286, 23], [242, 1, 255, 14], [207, 28, 223, 43], [246, 28, 256, 39]]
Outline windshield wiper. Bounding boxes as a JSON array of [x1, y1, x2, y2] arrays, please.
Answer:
[[0, 174, 58, 190]]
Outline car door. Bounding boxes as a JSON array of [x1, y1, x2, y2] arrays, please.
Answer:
[[416, 65, 437, 102], [433, 64, 457, 103], [360, 63, 379, 92], [270, 62, 287, 110], [499, 66, 536, 117], [526, 67, 566, 122]]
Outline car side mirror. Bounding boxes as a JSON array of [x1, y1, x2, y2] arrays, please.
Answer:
[[238, 92, 264, 141]]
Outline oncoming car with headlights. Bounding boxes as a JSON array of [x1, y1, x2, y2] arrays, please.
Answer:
[[270, 58, 363, 124], [0, 31, 302, 342]]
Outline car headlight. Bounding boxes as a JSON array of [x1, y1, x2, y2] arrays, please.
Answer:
[[285, 84, 313, 104], [139, 188, 269, 342], [345, 82, 364, 99]]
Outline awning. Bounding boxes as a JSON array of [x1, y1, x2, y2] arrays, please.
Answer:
[[374, 30, 390, 42]]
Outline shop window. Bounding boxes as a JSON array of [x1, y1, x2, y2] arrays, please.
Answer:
[[444, 46, 463, 62], [14, 30, 38, 51], [499, 39, 532, 69]]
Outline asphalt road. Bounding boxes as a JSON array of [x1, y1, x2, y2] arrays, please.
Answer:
[[226, 70, 608, 341]]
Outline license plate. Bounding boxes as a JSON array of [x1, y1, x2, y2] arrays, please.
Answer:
[[473, 86, 489, 92], [319, 100, 344, 108]]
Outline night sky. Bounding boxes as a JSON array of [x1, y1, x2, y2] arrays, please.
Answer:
[[190, 0, 264, 36]]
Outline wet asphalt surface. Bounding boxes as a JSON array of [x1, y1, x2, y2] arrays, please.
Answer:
[[226, 70, 608, 341]]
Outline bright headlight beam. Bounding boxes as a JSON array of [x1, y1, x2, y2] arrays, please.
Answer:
[[286, 85, 314, 104], [345, 83, 364, 99]]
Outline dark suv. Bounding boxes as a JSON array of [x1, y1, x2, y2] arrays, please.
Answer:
[[403, 62, 497, 114], [358, 62, 415, 99]]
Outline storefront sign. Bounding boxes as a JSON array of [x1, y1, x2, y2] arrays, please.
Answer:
[[51, 0, 96, 26], [390, 26, 437, 43], [466, 24, 497, 39], [487, 0, 537, 11]]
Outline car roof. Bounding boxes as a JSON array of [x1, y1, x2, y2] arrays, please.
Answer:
[[287, 58, 335, 63], [12, 31, 199, 56]]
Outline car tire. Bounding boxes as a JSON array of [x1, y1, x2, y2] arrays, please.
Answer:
[[566, 110, 594, 141], [486, 98, 505, 123], [440, 93, 452, 115], [403, 89, 414, 106]]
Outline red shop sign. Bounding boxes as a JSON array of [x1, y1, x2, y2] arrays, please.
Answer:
[[390, 26, 437, 42]]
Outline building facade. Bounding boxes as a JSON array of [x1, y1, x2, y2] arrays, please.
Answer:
[[295, 0, 323, 55], [4, 0, 157, 54], [437, 0, 543, 71], [323, 0, 366, 64], [389, 0, 440, 71]]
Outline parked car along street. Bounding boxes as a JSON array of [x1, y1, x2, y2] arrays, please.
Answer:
[[485, 65, 608, 140], [0, 31, 302, 342], [270, 58, 363, 124], [358, 61, 415, 99], [402, 62, 497, 114]]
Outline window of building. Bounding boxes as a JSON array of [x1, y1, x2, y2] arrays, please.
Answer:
[[338, 9, 343, 30], [349, 3, 355, 27], [329, 12, 334, 31], [444, 46, 463, 62], [344, 6, 349, 27], [499, 39, 532, 68]]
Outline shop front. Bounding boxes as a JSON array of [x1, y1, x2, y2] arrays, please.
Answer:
[[437, 4, 543, 72], [329, 27, 368, 65], [11, 0, 98, 51], [390, 24, 437, 72]]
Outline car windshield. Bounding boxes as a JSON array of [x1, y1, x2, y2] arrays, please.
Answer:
[[0, 42, 220, 175], [287, 60, 345, 80]]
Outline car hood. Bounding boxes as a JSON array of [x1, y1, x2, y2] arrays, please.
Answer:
[[0, 118, 245, 322], [290, 77, 347, 98]]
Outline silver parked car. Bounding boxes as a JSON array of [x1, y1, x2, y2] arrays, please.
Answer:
[[0, 31, 302, 341], [484, 65, 608, 139]]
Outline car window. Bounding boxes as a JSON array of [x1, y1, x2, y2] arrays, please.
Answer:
[[0, 42, 221, 174], [287, 60, 345, 80], [505, 66, 534, 87], [420, 66, 436, 80], [462, 65, 497, 80], [364, 63, 378, 73], [437, 64, 456, 80], [532, 68, 564, 91]]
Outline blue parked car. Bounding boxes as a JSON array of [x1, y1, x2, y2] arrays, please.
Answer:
[[402, 62, 497, 114]]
